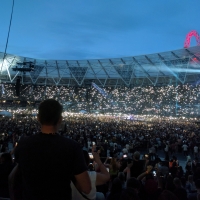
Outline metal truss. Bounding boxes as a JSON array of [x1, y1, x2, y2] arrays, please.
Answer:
[[68, 66, 88, 86], [0, 46, 200, 88], [113, 64, 133, 86]]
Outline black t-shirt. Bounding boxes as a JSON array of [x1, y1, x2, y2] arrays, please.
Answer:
[[15, 133, 88, 200], [0, 163, 15, 198], [173, 187, 188, 200], [130, 160, 145, 178]]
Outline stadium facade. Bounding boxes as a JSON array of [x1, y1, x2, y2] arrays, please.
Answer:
[[1, 38, 200, 118], [0, 46, 200, 88]]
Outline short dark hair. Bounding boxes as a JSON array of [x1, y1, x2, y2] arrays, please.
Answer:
[[38, 99, 63, 125], [133, 151, 140, 160], [120, 188, 139, 200]]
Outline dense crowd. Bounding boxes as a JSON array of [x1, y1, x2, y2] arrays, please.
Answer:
[[1, 115, 200, 199], [1, 83, 200, 117]]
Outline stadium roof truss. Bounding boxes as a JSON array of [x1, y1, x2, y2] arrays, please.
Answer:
[[1, 46, 200, 87]]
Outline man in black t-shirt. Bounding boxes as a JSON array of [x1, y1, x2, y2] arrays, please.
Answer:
[[11, 99, 91, 200], [130, 151, 145, 178]]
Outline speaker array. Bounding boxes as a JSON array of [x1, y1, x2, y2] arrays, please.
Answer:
[[15, 78, 20, 96]]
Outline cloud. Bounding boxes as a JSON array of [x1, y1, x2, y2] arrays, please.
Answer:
[[1, 0, 200, 60]]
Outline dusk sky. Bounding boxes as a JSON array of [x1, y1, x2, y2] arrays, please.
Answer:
[[1, 0, 200, 60]]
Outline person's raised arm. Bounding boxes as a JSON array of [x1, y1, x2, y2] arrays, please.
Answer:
[[137, 165, 153, 180], [103, 157, 110, 168], [125, 162, 133, 181], [144, 158, 149, 171], [93, 148, 110, 185], [156, 169, 163, 189]]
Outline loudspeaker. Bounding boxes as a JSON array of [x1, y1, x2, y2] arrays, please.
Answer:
[[15, 78, 20, 96]]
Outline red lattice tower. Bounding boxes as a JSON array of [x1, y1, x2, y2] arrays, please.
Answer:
[[184, 30, 200, 48]]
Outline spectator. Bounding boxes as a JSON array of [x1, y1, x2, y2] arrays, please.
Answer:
[[149, 145, 156, 161], [169, 161, 177, 178], [192, 157, 199, 173], [9, 99, 91, 200], [176, 166, 184, 179], [186, 175, 197, 200], [182, 143, 188, 156], [137, 165, 162, 200], [164, 142, 169, 158], [126, 177, 141, 194], [117, 172, 126, 189], [104, 157, 120, 182], [185, 161, 193, 179], [165, 174, 176, 192], [194, 145, 198, 157], [120, 187, 139, 200], [156, 161, 169, 177], [106, 177, 122, 200], [130, 151, 144, 178], [158, 190, 178, 200], [173, 177, 187, 200], [71, 148, 110, 200]]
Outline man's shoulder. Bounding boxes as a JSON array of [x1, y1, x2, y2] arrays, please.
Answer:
[[18, 134, 79, 147], [132, 159, 145, 166]]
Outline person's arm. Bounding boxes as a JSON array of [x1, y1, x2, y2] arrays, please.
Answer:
[[103, 163, 110, 168], [126, 162, 133, 181], [10, 142, 18, 155], [137, 165, 153, 180], [156, 170, 163, 189], [75, 171, 92, 194], [104, 157, 109, 164], [144, 158, 149, 170], [116, 160, 121, 169], [93, 149, 110, 185], [103, 157, 110, 168]]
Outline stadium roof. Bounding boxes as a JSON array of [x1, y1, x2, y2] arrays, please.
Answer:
[[0, 46, 200, 87]]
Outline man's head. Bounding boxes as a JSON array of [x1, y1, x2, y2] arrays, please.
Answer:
[[133, 151, 140, 160], [126, 177, 140, 190], [173, 177, 181, 188], [188, 175, 193, 182], [38, 99, 63, 126]]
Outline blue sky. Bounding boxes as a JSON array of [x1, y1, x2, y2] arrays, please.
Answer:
[[0, 0, 200, 60]]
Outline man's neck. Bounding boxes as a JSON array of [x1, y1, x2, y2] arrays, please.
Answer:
[[40, 125, 58, 134]]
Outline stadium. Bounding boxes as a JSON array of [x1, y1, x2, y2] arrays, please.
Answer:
[[2, 1, 200, 199], [0, 31, 200, 119]]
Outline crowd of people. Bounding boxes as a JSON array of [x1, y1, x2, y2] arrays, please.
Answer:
[[1, 83, 200, 117], [1, 103, 200, 199]]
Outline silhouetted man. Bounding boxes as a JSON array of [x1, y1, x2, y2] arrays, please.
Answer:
[[10, 99, 91, 200]]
